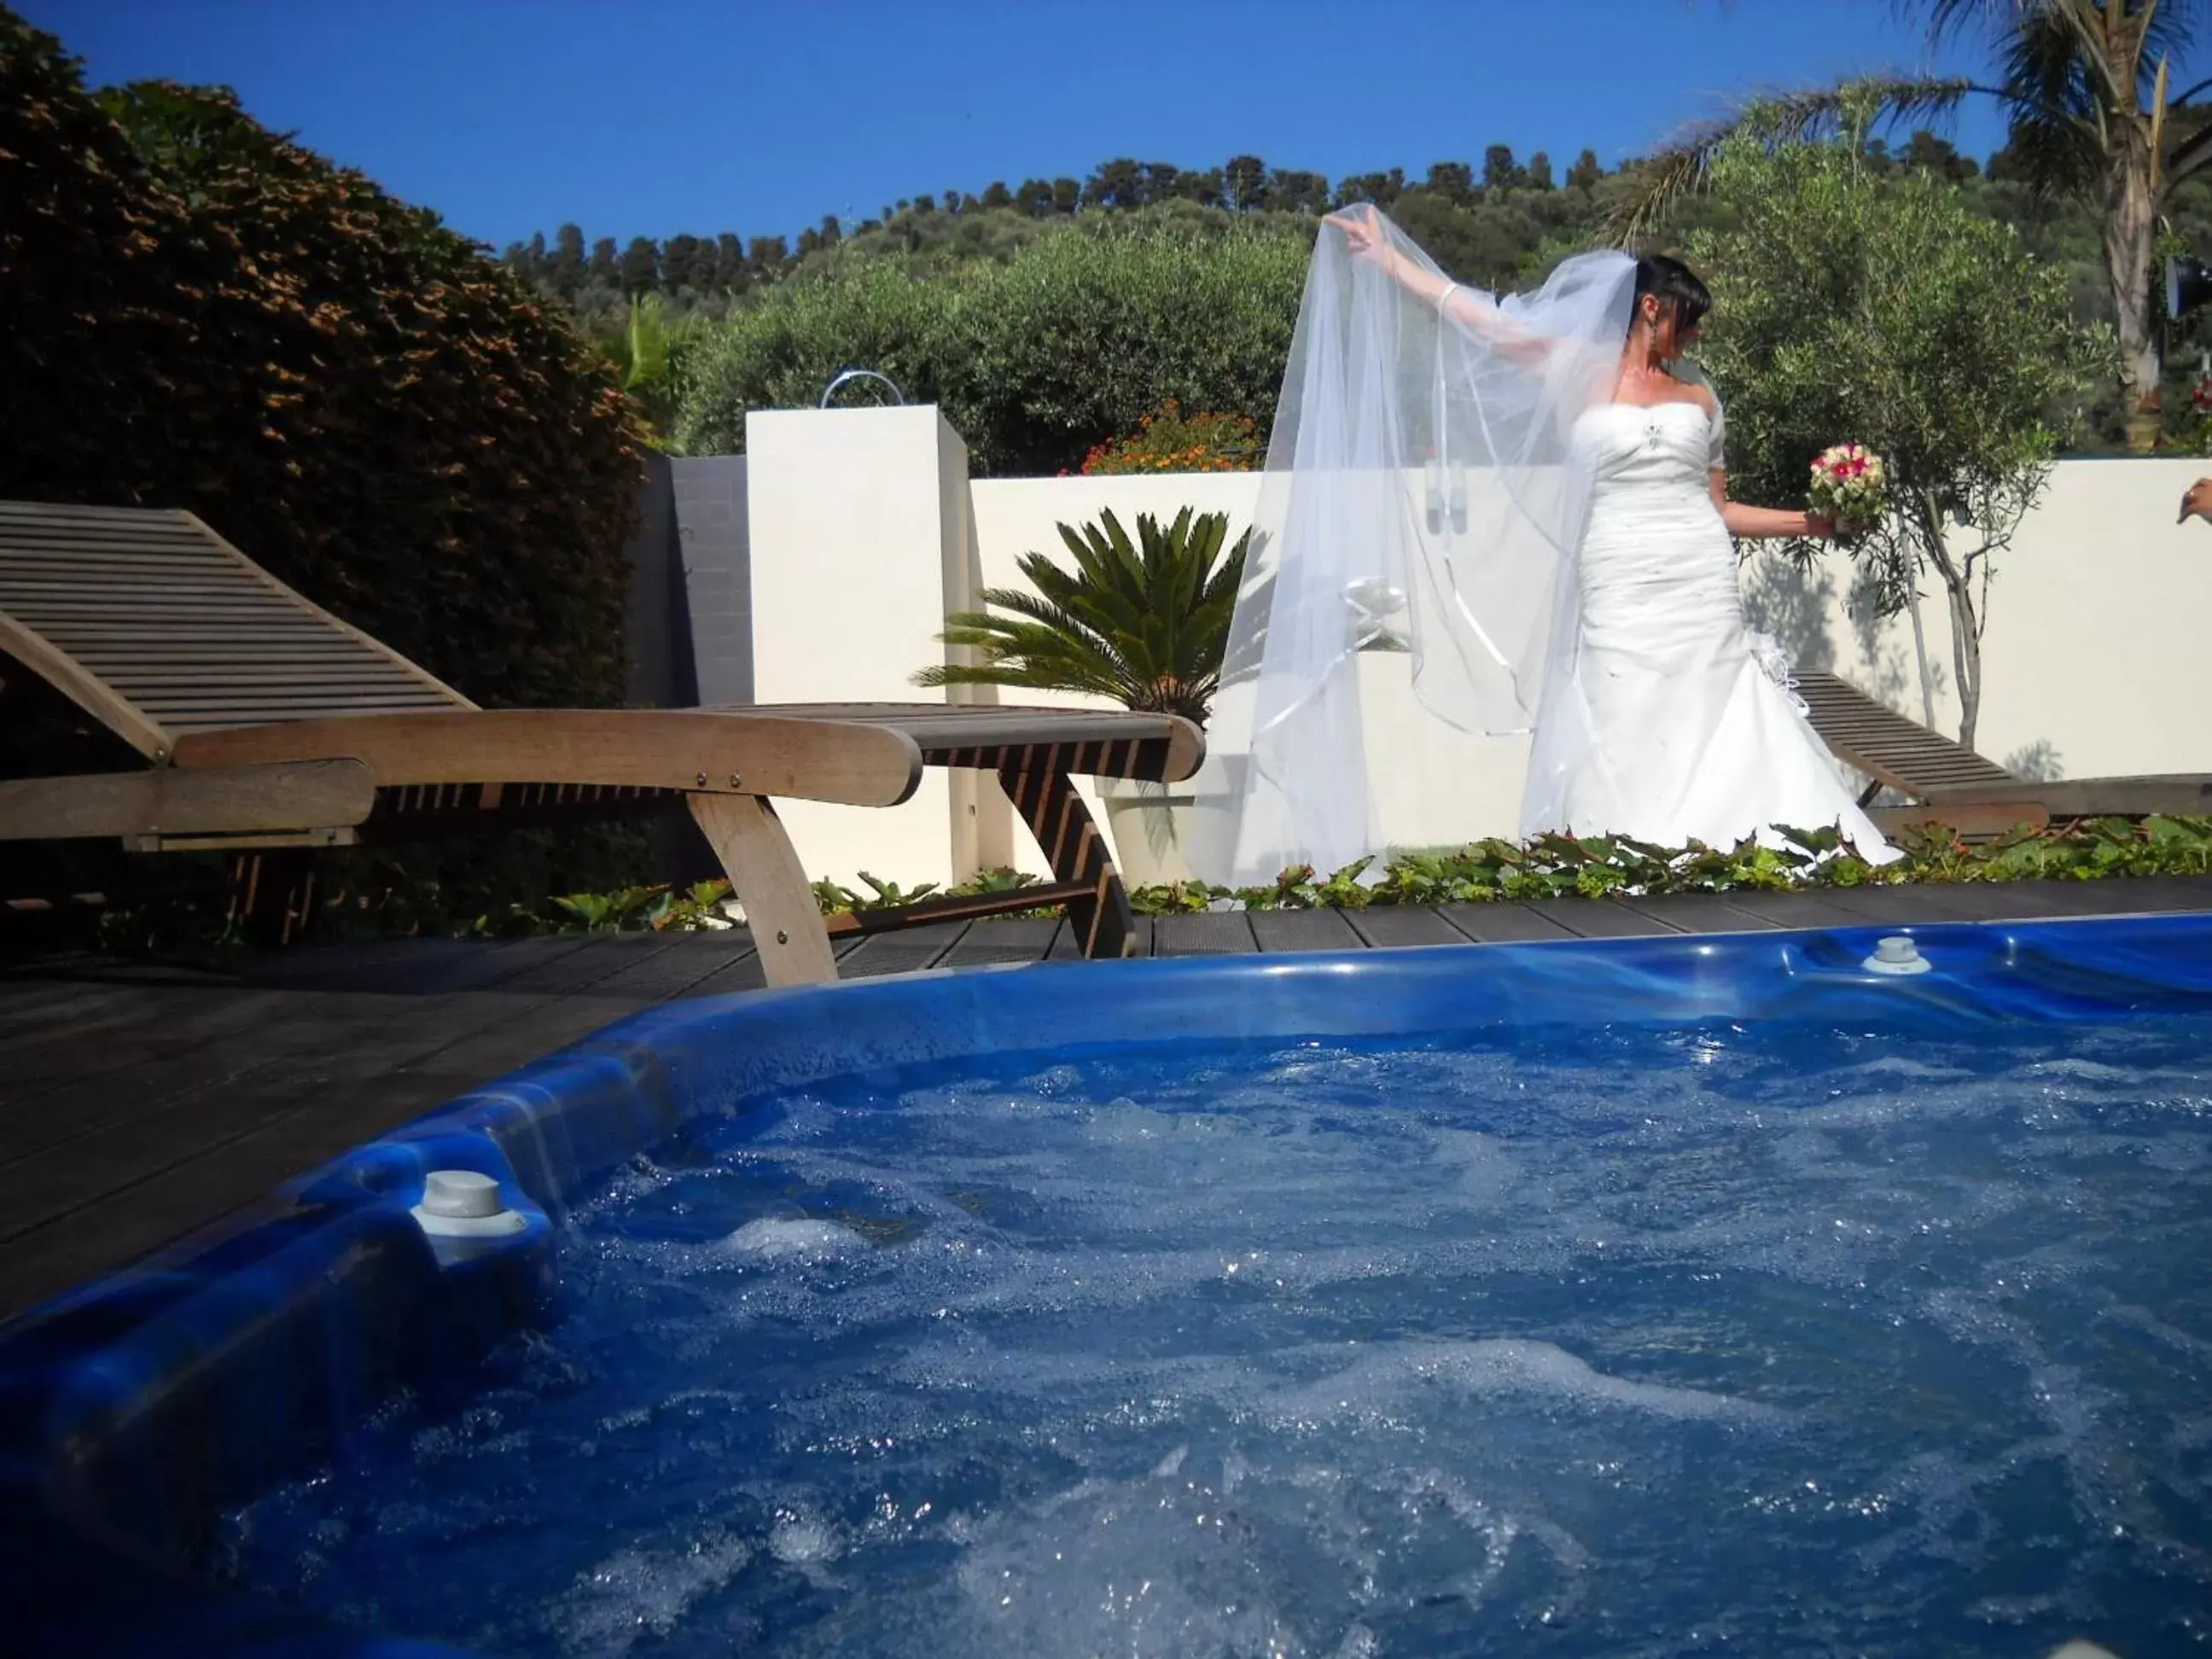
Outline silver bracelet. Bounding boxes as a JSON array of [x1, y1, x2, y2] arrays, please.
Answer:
[[1437, 282, 1459, 315]]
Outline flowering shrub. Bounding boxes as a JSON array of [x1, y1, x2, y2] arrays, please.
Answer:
[[1079, 399, 1260, 474], [2164, 373, 2212, 455]]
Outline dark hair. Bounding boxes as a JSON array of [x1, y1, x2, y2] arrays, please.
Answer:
[[1633, 253, 1710, 338]]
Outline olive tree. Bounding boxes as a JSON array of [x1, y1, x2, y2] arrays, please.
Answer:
[[1688, 133, 2106, 749]]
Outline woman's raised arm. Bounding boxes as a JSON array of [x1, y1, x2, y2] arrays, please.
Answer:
[[1326, 205, 1550, 360]]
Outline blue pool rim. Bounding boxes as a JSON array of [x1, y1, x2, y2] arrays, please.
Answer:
[[6, 912, 2212, 1656]]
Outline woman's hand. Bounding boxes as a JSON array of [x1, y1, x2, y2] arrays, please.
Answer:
[[1327, 203, 1389, 265], [1805, 512, 1838, 541]]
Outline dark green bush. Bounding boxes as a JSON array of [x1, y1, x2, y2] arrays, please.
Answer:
[[0, 9, 643, 711], [673, 220, 1309, 475]]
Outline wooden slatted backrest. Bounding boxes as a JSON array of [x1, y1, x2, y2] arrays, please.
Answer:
[[0, 501, 474, 762], [1795, 671, 2017, 798]]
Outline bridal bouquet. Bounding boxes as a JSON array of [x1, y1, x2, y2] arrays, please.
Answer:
[[1807, 444, 1888, 538]]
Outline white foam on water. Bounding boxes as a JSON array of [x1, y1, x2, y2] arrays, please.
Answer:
[[762, 1454, 1591, 1659], [767, 1507, 842, 1566], [1423, 1127, 1521, 1205], [1838, 1054, 1983, 1083], [934, 1469, 1327, 1659], [2025, 1057, 2143, 1083], [551, 1531, 753, 1658], [722, 1217, 869, 1260], [1269, 1338, 1788, 1429]]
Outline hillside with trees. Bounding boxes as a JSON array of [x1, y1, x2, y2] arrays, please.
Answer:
[[503, 147, 1633, 323], [504, 126, 2212, 466]]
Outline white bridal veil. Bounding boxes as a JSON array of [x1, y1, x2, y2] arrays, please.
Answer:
[[1192, 209, 1637, 887]]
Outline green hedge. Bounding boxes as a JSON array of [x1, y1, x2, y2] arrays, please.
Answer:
[[1129, 819, 2212, 911], [35, 818, 2210, 958], [672, 221, 1310, 475], [492, 818, 2212, 935], [0, 11, 642, 711]]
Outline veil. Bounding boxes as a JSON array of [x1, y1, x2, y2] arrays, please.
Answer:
[[1191, 209, 1636, 887]]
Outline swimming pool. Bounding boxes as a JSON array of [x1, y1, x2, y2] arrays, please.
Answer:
[[3, 918, 2209, 1656]]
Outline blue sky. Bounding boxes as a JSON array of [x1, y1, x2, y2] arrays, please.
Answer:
[[27, 0, 2033, 253]]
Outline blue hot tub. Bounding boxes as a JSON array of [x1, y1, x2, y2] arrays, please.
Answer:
[[4, 917, 2209, 1656]]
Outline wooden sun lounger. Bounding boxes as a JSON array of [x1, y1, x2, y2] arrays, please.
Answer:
[[0, 501, 1202, 983], [1796, 670, 2212, 837]]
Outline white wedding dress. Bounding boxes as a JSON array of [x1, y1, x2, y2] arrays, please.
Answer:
[[1200, 218, 1898, 888], [1526, 398, 1896, 860]]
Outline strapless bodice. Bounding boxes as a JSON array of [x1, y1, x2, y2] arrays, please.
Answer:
[[1571, 399, 1717, 492]]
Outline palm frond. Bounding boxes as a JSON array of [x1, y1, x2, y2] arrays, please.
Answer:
[[1913, 0, 2199, 61], [1911, 1, 2196, 137], [1997, 1, 2112, 173], [1911, 0, 1997, 41], [1605, 75, 1972, 245]]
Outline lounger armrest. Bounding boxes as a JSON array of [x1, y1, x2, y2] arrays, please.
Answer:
[[170, 711, 926, 807], [0, 760, 376, 841]]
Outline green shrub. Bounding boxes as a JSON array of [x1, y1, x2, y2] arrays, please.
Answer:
[[673, 219, 1308, 475], [672, 259, 947, 456], [0, 11, 643, 712], [939, 223, 1306, 474], [418, 816, 2212, 937], [1117, 816, 2212, 911]]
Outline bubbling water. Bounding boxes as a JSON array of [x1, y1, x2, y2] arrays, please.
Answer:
[[216, 1017, 2212, 1656]]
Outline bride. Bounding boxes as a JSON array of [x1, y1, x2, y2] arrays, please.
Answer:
[[1196, 206, 1895, 885]]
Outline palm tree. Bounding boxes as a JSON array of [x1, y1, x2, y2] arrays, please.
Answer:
[[916, 506, 1249, 726], [1614, 2, 2212, 450]]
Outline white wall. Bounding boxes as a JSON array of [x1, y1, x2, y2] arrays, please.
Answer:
[[968, 474, 1265, 597], [742, 409, 2212, 890], [744, 406, 975, 892], [1741, 457, 2212, 783]]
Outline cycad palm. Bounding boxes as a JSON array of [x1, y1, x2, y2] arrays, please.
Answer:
[[1614, 2, 2212, 448], [917, 507, 1249, 725]]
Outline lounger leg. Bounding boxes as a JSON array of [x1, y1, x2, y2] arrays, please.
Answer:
[[996, 760, 1137, 959], [232, 849, 317, 948], [685, 793, 838, 987]]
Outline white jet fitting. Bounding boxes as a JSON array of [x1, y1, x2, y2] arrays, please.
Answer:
[[410, 1168, 528, 1237], [1860, 934, 1932, 976]]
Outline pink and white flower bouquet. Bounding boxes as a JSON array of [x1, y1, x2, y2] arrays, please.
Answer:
[[1807, 443, 1888, 538]]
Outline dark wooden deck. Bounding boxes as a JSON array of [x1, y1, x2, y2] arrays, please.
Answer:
[[8, 875, 2212, 1322]]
